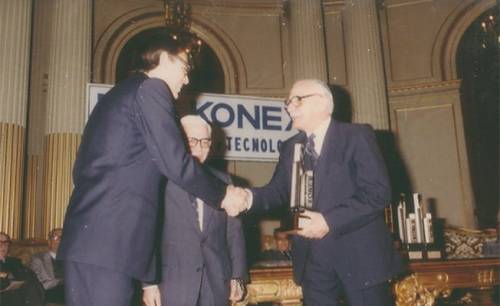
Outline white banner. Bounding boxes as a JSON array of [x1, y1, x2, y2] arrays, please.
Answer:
[[86, 83, 113, 121], [86, 83, 297, 161], [196, 93, 297, 161]]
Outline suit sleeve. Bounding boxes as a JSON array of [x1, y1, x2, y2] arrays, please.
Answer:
[[323, 125, 391, 236], [135, 79, 227, 208], [219, 173, 248, 281], [250, 142, 291, 212], [30, 255, 61, 290], [226, 216, 248, 282]]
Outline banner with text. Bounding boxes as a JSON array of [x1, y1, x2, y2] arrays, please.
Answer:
[[86, 83, 297, 161], [196, 93, 297, 161]]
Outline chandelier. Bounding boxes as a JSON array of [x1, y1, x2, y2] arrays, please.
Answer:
[[163, 0, 202, 59], [164, 0, 192, 31], [479, 11, 498, 48]]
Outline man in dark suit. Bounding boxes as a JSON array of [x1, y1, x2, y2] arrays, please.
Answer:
[[30, 228, 64, 303], [224, 79, 402, 306], [0, 232, 44, 306], [143, 115, 248, 306], [58, 31, 245, 306]]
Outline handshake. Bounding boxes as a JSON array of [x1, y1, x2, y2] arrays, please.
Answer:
[[221, 185, 252, 217]]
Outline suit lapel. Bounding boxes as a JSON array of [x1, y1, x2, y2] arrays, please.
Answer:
[[201, 167, 227, 236], [314, 119, 343, 202]]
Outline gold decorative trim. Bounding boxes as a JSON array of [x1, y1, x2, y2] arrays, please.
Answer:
[[0, 123, 25, 239], [476, 269, 495, 289], [42, 133, 80, 237], [395, 273, 450, 306], [244, 278, 302, 305], [388, 80, 461, 96]]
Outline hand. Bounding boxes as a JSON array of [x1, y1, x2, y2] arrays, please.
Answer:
[[229, 279, 245, 302], [297, 210, 330, 239], [222, 185, 250, 217], [142, 285, 161, 306]]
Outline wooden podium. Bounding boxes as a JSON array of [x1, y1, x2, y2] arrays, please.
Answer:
[[237, 258, 500, 306]]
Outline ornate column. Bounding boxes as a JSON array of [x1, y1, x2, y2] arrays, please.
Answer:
[[0, 0, 32, 239], [288, 0, 328, 82], [42, 0, 91, 236], [343, 0, 389, 129]]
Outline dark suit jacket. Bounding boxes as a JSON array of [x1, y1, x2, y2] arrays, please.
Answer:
[[58, 73, 227, 282], [159, 168, 248, 306], [251, 119, 402, 290], [0, 256, 44, 306]]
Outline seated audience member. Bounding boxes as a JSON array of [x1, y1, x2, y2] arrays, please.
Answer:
[[31, 228, 64, 303], [0, 231, 44, 306], [260, 229, 292, 261]]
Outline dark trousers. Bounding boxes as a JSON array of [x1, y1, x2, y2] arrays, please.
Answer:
[[302, 257, 394, 306], [64, 261, 135, 306], [197, 267, 215, 306]]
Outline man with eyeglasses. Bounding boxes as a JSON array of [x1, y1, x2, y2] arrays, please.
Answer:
[[58, 30, 248, 306], [142, 115, 248, 306], [0, 232, 44, 306], [222, 79, 402, 306]]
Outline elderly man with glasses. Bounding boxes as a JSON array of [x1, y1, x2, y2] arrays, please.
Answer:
[[0, 232, 44, 306], [223, 79, 403, 306], [143, 115, 248, 306]]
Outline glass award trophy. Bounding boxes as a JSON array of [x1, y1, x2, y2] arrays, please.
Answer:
[[281, 143, 313, 234]]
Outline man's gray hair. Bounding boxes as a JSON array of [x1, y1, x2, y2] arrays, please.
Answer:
[[180, 115, 212, 135], [294, 79, 334, 114]]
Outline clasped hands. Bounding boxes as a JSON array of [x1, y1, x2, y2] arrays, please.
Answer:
[[221, 185, 251, 217], [221, 186, 330, 239]]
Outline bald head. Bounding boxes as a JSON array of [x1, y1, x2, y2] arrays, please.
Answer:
[[292, 79, 334, 114], [286, 79, 334, 133]]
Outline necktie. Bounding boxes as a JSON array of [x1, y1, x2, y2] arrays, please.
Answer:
[[303, 133, 318, 170]]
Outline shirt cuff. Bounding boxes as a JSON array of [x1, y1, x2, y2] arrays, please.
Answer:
[[142, 284, 159, 290]]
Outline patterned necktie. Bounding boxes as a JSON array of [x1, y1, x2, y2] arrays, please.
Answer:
[[304, 133, 318, 170]]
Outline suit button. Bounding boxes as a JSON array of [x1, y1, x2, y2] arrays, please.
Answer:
[[347, 273, 351, 277], [364, 281, 370, 286]]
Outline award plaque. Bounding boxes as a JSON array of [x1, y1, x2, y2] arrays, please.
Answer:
[[281, 143, 313, 234], [396, 193, 443, 260]]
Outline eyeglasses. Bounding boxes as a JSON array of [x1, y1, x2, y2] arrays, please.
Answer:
[[187, 137, 212, 148], [284, 94, 323, 107], [174, 55, 192, 74]]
